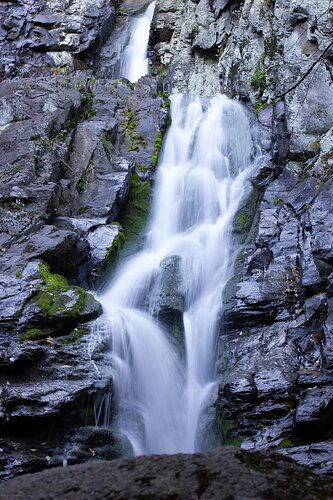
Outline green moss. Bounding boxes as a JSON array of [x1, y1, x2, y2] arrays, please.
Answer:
[[39, 263, 68, 289], [124, 109, 147, 152], [275, 438, 293, 449], [15, 270, 23, 279], [217, 414, 242, 447], [106, 229, 125, 266], [172, 322, 181, 341], [35, 263, 87, 318], [101, 135, 115, 158], [21, 328, 44, 342], [229, 61, 241, 86], [274, 197, 284, 206], [157, 91, 171, 111], [254, 100, 265, 115], [61, 327, 86, 345], [51, 66, 68, 76], [251, 65, 266, 93], [34, 286, 86, 317], [76, 157, 94, 194], [152, 132, 164, 168], [120, 174, 151, 249], [235, 211, 251, 232]]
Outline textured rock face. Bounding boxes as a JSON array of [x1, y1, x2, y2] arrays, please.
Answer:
[[150, 0, 333, 472], [0, 1, 168, 479], [0, 447, 332, 499], [0, 0, 118, 78]]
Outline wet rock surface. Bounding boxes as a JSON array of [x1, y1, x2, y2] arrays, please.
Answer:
[[0, 447, 332, 499], [0, 0, 119, 78], [149, 0, 333, 473], [0, 0, 167, 479]]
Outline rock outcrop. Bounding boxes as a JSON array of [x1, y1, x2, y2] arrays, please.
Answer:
[[0, 0, 169, 479], [0, 447, 332, 499]]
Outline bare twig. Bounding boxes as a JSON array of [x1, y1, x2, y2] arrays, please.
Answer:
[[273, 39, 333, 100]]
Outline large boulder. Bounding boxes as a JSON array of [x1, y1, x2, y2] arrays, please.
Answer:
[[0, 447, 331, 499]]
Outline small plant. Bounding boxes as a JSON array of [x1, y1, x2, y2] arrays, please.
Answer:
[[254, 100, 265, 115], [251, 65, 266, 93]]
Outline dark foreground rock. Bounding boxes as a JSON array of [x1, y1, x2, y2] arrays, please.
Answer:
[[0, 447, 332, 499]]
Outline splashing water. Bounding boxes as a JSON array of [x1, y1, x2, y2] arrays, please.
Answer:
[[94, 94, 254, 454], [118, 1, 156, 83]]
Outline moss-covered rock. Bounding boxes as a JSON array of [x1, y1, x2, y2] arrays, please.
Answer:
[[19, 263, 102, 338], [87, 224, 125, 286], [232, 187, 261, 243], [119, 173, 151, 253]]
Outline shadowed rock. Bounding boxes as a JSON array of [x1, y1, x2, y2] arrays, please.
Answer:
[[0, 447, 332, 499]]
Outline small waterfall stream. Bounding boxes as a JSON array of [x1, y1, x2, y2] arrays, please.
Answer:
[[94, 2, 254, 455], [118, 1, 156, 83]]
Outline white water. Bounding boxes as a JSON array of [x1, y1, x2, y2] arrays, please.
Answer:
[[95, 93, 254, 454], [119, 1, 156, 83]]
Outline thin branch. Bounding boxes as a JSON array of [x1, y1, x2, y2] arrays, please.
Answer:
[[273, 39, 333, 100]]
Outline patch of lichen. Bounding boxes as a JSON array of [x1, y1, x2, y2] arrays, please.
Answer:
[[119, 173, 151, 250]]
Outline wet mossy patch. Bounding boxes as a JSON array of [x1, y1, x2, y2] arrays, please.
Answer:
[[119, 173, 151, 251], [123, 109, 147, 153], [39, 263, 68, 289], [152, 131, 163, 168]]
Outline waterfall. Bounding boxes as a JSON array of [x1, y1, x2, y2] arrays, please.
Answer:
[[95, 94, 254, 454], [118, 1, 156, 83]]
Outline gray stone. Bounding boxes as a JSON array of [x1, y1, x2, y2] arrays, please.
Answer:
[[0, 447, 331, 499]]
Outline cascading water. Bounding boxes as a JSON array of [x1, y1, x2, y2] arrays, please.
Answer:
[[118, 1, 156, 83], [95, 94, 254, 455]]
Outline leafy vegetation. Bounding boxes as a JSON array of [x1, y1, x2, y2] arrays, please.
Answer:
[[251, 65, 266, 93]]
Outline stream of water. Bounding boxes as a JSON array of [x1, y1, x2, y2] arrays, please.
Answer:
[[118, 1, 156, 83], [94, 2, 254, 455]]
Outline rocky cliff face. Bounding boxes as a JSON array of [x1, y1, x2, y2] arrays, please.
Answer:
[[0, 0, 333, 483], [150, 0, 333, 474], [0, 0, 169, 479]]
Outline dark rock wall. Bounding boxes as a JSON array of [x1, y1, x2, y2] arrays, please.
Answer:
[[0, 0, 168, 480]]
